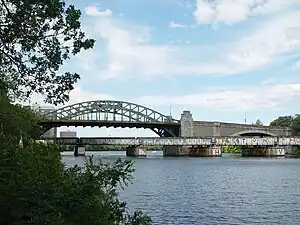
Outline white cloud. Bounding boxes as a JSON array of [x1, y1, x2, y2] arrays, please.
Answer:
[[80, 5, 300, 80], [226, 12, 300, 70], [169, 39, 191, 44], [194, 0, 298, 25], [85, 6, 112, 17], [177, 1, 194, 9], [28, 84, 115, 107], [88, 17, 175, 79], [169, 21, 186, 28], [135, 82, 300, 111], [293, 61, 300, 70]]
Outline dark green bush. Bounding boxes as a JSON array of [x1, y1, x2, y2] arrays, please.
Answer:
[[0, 136, 152, 225]]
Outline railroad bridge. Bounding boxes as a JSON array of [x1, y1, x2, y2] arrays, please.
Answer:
[[38, 100, 290, 138]]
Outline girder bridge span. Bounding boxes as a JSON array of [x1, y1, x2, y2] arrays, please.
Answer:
[[45, 136, 300, 146]]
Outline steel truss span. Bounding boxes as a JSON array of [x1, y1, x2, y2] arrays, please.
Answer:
[[39, 100, 180, 137]]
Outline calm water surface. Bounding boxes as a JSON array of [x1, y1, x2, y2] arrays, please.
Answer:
[[62, 151, 300, 225]]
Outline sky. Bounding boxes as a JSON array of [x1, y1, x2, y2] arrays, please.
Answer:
[[31, 0, 300, 137]]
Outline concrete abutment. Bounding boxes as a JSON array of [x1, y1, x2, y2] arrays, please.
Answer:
[[126, 146, 147, 157], [163, 146, 189, 157], [241, 147, 286, 157], [74, 145, 86, 157], [189, 146, 222, 157], [163, 145, 222, 157]]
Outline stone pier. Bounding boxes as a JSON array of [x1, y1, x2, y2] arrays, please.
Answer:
[[241, 147, 285, 157], [189, 146, 222, 157], [161, 110, 194, 157], [74, 145, 86, 157], [180, 110, 194, 137], [163, 146, 189, 157], [126, 146, 147, 157]]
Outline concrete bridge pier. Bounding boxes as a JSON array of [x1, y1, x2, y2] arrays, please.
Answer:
[[189, 146, 222, 157], [241, 147, 285, 157], [126, 145, 147, 157], [74, 145, 86, 157], [163, 146, 189, 157]]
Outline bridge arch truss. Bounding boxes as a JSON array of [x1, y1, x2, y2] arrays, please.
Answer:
[[40, 100, 180, 137]]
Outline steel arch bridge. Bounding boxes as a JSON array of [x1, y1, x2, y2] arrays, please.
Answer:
[[38, 100, 181, 137]]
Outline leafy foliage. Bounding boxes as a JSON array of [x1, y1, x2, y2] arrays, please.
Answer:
[[269, 114, 300, 135], [0, 0, 95, 104], [222, 146, 241, 153], [269, 116, 294, 127], [0, 137, 152, 225], [0, 88, 41, 143], [255, 119, 263, 126], [0, 1, 152, 223], [0, 90, 152, 224]]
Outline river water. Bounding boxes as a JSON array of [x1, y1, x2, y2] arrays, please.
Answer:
[[62, 151, 300, 225]]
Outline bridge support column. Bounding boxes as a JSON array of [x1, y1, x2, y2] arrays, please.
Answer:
[[180, 111, 193, 137], [74, 145, 86, 157], [241, 147, 285, 157], [126, 146, 147, 157], [163, 146, 189, 157], [189, 146, 222, 157]]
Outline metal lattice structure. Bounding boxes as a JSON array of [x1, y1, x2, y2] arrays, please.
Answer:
[[39, 100, 180, 137]]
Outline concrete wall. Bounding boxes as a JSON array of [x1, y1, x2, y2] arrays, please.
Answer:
[[193, 120, 291, 137], [60, 131, 77, 137], [36, 106, 58, 138], [180, 111, 194, 137]]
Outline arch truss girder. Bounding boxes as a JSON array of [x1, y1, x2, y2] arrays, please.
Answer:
[[42, 100, 178, 123]]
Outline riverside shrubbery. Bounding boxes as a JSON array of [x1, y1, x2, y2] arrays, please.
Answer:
[[0, 105, 152, 224], [0, 92, 152, 224]]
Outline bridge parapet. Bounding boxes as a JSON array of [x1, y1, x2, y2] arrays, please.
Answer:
[[46, 136, 300, 146], [193, 120, 291, 137]]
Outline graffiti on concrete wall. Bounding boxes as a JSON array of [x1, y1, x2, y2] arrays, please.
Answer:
[[56, 137, 300, 146], [215, 137, 276, 146], [142, 138, 212, 146], [81, 138, 140, 145], [278, 137, 300, 146]]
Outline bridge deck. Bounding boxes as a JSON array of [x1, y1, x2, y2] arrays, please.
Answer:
[[42, 136, 300, 146]]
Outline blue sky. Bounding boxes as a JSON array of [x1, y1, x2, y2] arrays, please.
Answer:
[[32, 0, 300, 137]]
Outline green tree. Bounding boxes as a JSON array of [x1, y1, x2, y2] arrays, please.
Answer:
[[269, 116, 294, 127], [0, 100, 41, 143], [269, 115, 300, 135], [0, 0, 152, 223], [291, 114, 300, 136], [0, 88, 153, 224], [0, 0, 95, 105], [222, 146, 241, 153], [0, 137, 152, 225], [255, 119, 263, 126]]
